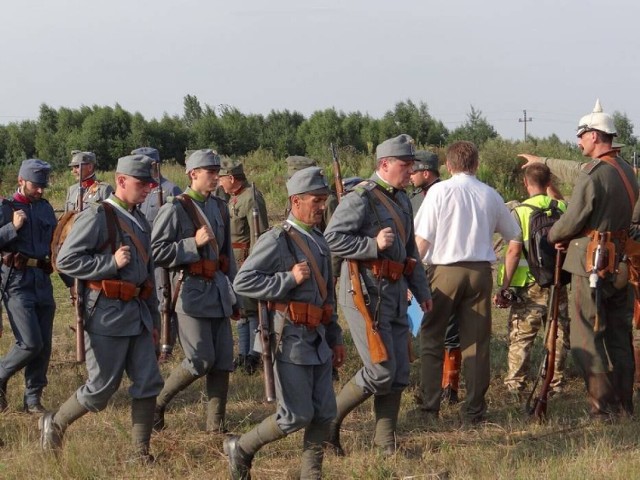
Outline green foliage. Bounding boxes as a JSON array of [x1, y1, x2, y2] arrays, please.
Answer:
[[449, 105, 498, 147]]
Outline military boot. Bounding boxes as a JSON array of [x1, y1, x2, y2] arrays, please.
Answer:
[[0, 377, 7, 412], [373, 391, 402, 456], [224, 415, 286, 480], [300, 422, 329, 480], [24, 393, 47, 415], [154, 366, 198, 431], [325, 378, 372, 456], [441, 347, 461, 405], [132, 396, 156, 464], [40, 393, 88, 452], [205, 369, 229, 433]]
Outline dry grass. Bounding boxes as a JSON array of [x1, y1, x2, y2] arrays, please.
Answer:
[[1, 170, 639, 479]]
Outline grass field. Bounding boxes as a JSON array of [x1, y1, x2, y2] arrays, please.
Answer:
[[1, 164, 639, 479]]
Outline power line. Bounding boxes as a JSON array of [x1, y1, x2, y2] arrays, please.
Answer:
[[519, 109, 532, 142]]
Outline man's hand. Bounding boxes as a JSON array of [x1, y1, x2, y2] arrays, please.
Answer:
[[376, 227, 395, 250], [517, 153, 543, 169], [195, 225, 215, 247], [291, 261, 311, 285], [420, 299, 433, 313], [493, 289, 513, 309], [114, 245, 131, 269], [12, 210, 27, 230], [332, 344, 346, 368]]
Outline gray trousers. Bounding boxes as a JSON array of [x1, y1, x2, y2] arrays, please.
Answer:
[[341, 303, 410, 395], [274, 358, 336, 434], [0, 279, 55, 404], [77, 328, 164, 411], [178, 314, 234, 375]]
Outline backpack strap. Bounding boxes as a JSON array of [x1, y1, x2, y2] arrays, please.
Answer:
[[598, 154, 638, 211], [175, 194, 219, 259], [102, 202, 150, 265], [368, 187, 407, 245], [281, 223, 328, 303]]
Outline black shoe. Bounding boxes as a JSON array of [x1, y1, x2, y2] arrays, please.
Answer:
[[24, 401, 47, 415], [39, 411, 64, 451], [224, 435, 253, 480], [243, 355, 260, 375], [324, 423, 345, 457], [233, 355, 246, 371], [0, 378, 7, 413], [332, 367, 340, 382], [441, 387, 459, 405], [153, 406, 166, 432]]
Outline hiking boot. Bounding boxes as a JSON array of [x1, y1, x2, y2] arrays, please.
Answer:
[[324, 422, 345, 457], [441, 386, 459, 405], [224, 435, 253, 480], [153, 405, 166, 432], [39, 411, 64, 451], [233, 355, 246, 371]]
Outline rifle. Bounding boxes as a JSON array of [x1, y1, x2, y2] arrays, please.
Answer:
[[157, 163, 174, 362], [75, 162, 86, 362], [331, 144, 388, 363], [527, 249, 563, 420], [252, 183, 276, 403], [633, 151, 638, 179]]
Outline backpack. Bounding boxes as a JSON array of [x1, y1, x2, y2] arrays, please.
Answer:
[[520, 200, 571, 288]]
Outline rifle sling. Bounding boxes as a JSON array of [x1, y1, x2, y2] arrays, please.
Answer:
[[369, 187, 407, 244], [282, 224, 328, 303], [176, 194, 220, 258], [599, 154, 638, 211]]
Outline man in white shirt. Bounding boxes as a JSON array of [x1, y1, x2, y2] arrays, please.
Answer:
[[414, 141, 520, 423]]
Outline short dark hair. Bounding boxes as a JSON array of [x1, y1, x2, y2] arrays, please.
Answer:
[[446, 141, 478, 173], [595, 130, 615, 144], [523, 163, 551, 188]]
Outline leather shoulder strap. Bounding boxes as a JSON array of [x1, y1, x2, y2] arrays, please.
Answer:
[[368, 187, 407, 244], [102, 202, 149, 265], [599, 155, 638, 211], [282, 223, 328, 302], [176, 194, 219, 258]]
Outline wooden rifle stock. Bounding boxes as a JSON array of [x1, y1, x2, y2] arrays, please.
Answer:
[[331, 143, 388, 364], [529, 249, 563, 420], [156, 163, 174, 361], [252, 183, 276, 402], [75, 162, 86, 363]]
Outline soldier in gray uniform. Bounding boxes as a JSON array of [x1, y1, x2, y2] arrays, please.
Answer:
[[131, 147, 182, 355], [40, 155, 164, 462], [151, 149, 237, 433], [225, 166, 345, 480], [0, 160, 56, 413], [217, 158, 269, 374], [64, 151, 114, 212], [324, 134, 432, 455]]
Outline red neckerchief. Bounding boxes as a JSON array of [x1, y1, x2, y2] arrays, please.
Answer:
[[81, 177, 97, 189], [149, 181, 159, 189], [230, 185, 245, 205], [13, 191, 30, 204]]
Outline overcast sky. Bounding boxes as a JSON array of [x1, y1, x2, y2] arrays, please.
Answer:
[[2, 0, 639, 143]]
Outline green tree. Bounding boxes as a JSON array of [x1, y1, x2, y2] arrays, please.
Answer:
[[183, 94, 204, 128], [448, 106, 498, 147], [259, 110, 306, 157], [297, 108, 345, 160]]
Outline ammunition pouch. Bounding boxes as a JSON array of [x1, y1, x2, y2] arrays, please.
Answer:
[[232, 241, 250, 265], [188, 259, 218, 279], [87, 279, 153, 301], [268, 301, 332, 329], [362, 258, 414, 282], [2, 252, 52, 275]]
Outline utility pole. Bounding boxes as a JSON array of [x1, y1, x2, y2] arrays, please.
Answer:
[[519, 109, 532, 142]]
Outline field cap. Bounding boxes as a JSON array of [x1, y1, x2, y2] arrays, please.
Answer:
[[116, 155, 155, 182], [376, 134, 416, 160], [219, 158, 244, 176], [286, 155, 317, 179], [69, 151, 97, 167], [287, 166, 330, 196], [412, 150, 439, 172], [576, 99, 617, 137], [131, 147, 160, 163], [186, 149, 221, 173], [19, 159, 51, 187]]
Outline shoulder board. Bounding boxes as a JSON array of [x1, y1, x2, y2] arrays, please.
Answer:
[[580, 159, 602, 174], [354, 180, 377, 195]]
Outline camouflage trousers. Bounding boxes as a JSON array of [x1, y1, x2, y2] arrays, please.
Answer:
[[504, 283, 570, 393]]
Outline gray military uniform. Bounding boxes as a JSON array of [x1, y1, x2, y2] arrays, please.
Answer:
[[151, 187, 237, 375], [57, 197, 164, 410], [325, 173, 431, 392], [233, 217, 342, 431], [64, 176, 114, 212]]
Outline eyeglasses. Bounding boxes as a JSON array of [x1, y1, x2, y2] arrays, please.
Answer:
[[576, 125, 594, 137]]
